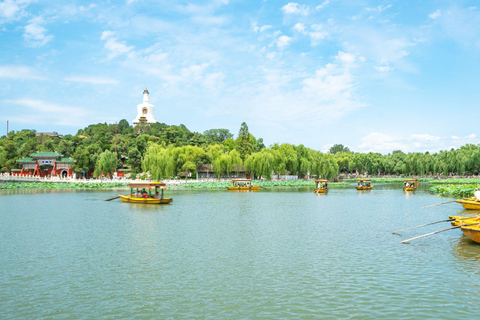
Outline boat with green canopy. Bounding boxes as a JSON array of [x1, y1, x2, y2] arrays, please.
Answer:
[[119, 182, 172, 204]]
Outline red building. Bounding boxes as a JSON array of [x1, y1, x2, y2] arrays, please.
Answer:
[[16, 152, 76, 178]]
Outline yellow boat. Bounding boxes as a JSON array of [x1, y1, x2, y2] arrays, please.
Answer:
[[120, 182, 172, 204], [456, 198, 480, 210], [356, 179, 373, 190], [449, 215, 480, 226], [226, 179, 260, 191], [461, 224, 480, 244], [314, 179, 328, 193], [403, 178, 418, 192]]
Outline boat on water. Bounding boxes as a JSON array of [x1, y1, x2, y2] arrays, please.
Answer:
[[455, 198, 480, 210], [449, 215, 480, 226], [404, 178, 418, 192], [356, 179, 373, 190], [119, 182, 173, 204], [461, 224, 480, 244], [314, 179, 328, 193], [226, 179, 260, 191]]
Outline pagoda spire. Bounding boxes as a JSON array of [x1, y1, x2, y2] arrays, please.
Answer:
[[143, 88, 149, 103]]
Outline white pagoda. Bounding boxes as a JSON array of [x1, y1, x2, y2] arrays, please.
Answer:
[[133, 88, 157, 124]]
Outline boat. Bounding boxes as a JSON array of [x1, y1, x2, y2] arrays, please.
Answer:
[[403, 178, 418, 192], [356, 179, 373, 190], [226, 179, 260, 191], [456, 198, 480, 210], [314, 179, 328, 193], [449, 215, 480, 226], [461, 224, 480, 244], [119, 182, 173, 204]]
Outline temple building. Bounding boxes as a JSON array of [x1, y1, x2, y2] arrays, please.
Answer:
[[16, 152, 76, 178], [133, 88, 157, 124]]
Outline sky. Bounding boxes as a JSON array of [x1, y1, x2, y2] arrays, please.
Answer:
[[1, 0, 480, 154]]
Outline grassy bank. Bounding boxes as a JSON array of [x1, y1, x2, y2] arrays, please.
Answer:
[[0, 182, 128, 189], [429, 184, 477, 197], [168, 180, 352, 190]]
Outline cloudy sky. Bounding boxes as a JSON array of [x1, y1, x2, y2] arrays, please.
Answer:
[[1, 0, 479, 153]]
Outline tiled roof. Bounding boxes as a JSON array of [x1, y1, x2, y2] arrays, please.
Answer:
[[29, 152, 63, 157], [58, 158, 76, 163], [16, 158, 35, 162]]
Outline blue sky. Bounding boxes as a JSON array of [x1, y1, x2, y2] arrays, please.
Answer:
[[1, 0, 479, 154]]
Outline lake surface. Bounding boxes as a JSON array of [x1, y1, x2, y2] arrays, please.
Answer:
[[2, 183, 480, 319]]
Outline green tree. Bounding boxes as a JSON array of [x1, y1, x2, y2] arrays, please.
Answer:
[[236, 122, 254, 161], [329, 144, 350, 154], [94, 150, 117, 177]]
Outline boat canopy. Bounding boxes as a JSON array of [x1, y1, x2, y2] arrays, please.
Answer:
[[315, 179, 328, 183], [404, 178, 418, 182], [232, 179, 252, 182], [128, 182, 166, 189], [357, 179, 371, 182]]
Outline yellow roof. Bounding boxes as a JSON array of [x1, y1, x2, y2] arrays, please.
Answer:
[[404, 178, 418, 181], [315, 179, 328, 182], [357, 179, 371, 182], [129, 182, 166, 188], [232, 179, 252, 182]]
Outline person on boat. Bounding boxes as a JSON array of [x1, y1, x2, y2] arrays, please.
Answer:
[[154, 192, 161, 199], [475, 188, 480, 202]]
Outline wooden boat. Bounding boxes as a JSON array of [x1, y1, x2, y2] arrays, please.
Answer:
[[403, 178, 418, 192], [356, 179, 373, 190], [314, 179, 328, 193], [449, 215, 480, 226], [120, 182, 172, 204], [226, 179, 260, 191], [461, 224, 480, 244], [456, 198, 480, 210]]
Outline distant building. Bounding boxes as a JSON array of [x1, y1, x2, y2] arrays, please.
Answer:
[[133, 88, 157, 124], [35, 132, 63, 138], [196, 164, 248, 180], [15, 152, 76, 178]]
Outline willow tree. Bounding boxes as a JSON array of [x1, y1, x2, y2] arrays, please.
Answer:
[[212, 150, 242, 179], [172, 145, 206, 181], [244, 149, 276, 179], [0, 146, 5, 171], [311, 151, 339, 180], [142, 144, 175, 180], [94, 150, 117, 177]]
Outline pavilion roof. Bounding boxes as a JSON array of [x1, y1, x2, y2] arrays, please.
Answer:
[[58, 158, 76, 163], [16, 158, 35, 163], [29, 152, 64, 158]]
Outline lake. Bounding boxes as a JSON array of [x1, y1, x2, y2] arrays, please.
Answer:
[[1, 183, 480, 319]]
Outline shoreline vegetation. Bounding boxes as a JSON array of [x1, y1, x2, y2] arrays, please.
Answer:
[[2, 178, 480, 195]]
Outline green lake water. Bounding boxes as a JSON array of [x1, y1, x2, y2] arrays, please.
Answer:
[[2, 183, 480, 319]]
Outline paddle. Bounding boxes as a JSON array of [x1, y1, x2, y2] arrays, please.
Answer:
[[420, 200, 457, 209], [105, 196, 120, 201], [392, 219, 454, 234], [400, 223, 479, 244]]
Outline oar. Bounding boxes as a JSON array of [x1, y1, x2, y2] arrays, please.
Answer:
[[400, 223, 479, 244], [105, 196, 120, 201], [392, 219, 454, 234], [259, 186, 267, 189], [420, 200, 457, 209]]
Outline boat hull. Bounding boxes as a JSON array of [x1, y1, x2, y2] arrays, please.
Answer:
[[357, 186, 373, 190], [404, 187, 415, 192], [462, 225, 480, 244], [456, 199, 480, 210], [449, 215, 480, 226], [119, 195, 172, 204], [227, 186, 260, 191], [314, 188, 327, 193]]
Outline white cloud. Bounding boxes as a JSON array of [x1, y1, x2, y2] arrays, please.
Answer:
[[316, 0, 329, 10], [336, 51, 356, 64], [429, 9, 441, 19], [366, 5, 392, 13], [23, 17, 53, 47], [0, 65, 45, 80], [375, 65, 393, 72], [277, 35, 292, 49], [3, 98, 94, 126], [358, 132, 407, 152], [64, 76, 119, 85], [0, 0, 33, 20], [411, 134, 441, 142], [281, 3, 310, 15], [100, 30, 134, 59], [293, 23, 306, 34]]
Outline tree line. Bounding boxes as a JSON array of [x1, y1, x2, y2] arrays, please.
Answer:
[[1, 122, 480, 180]]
